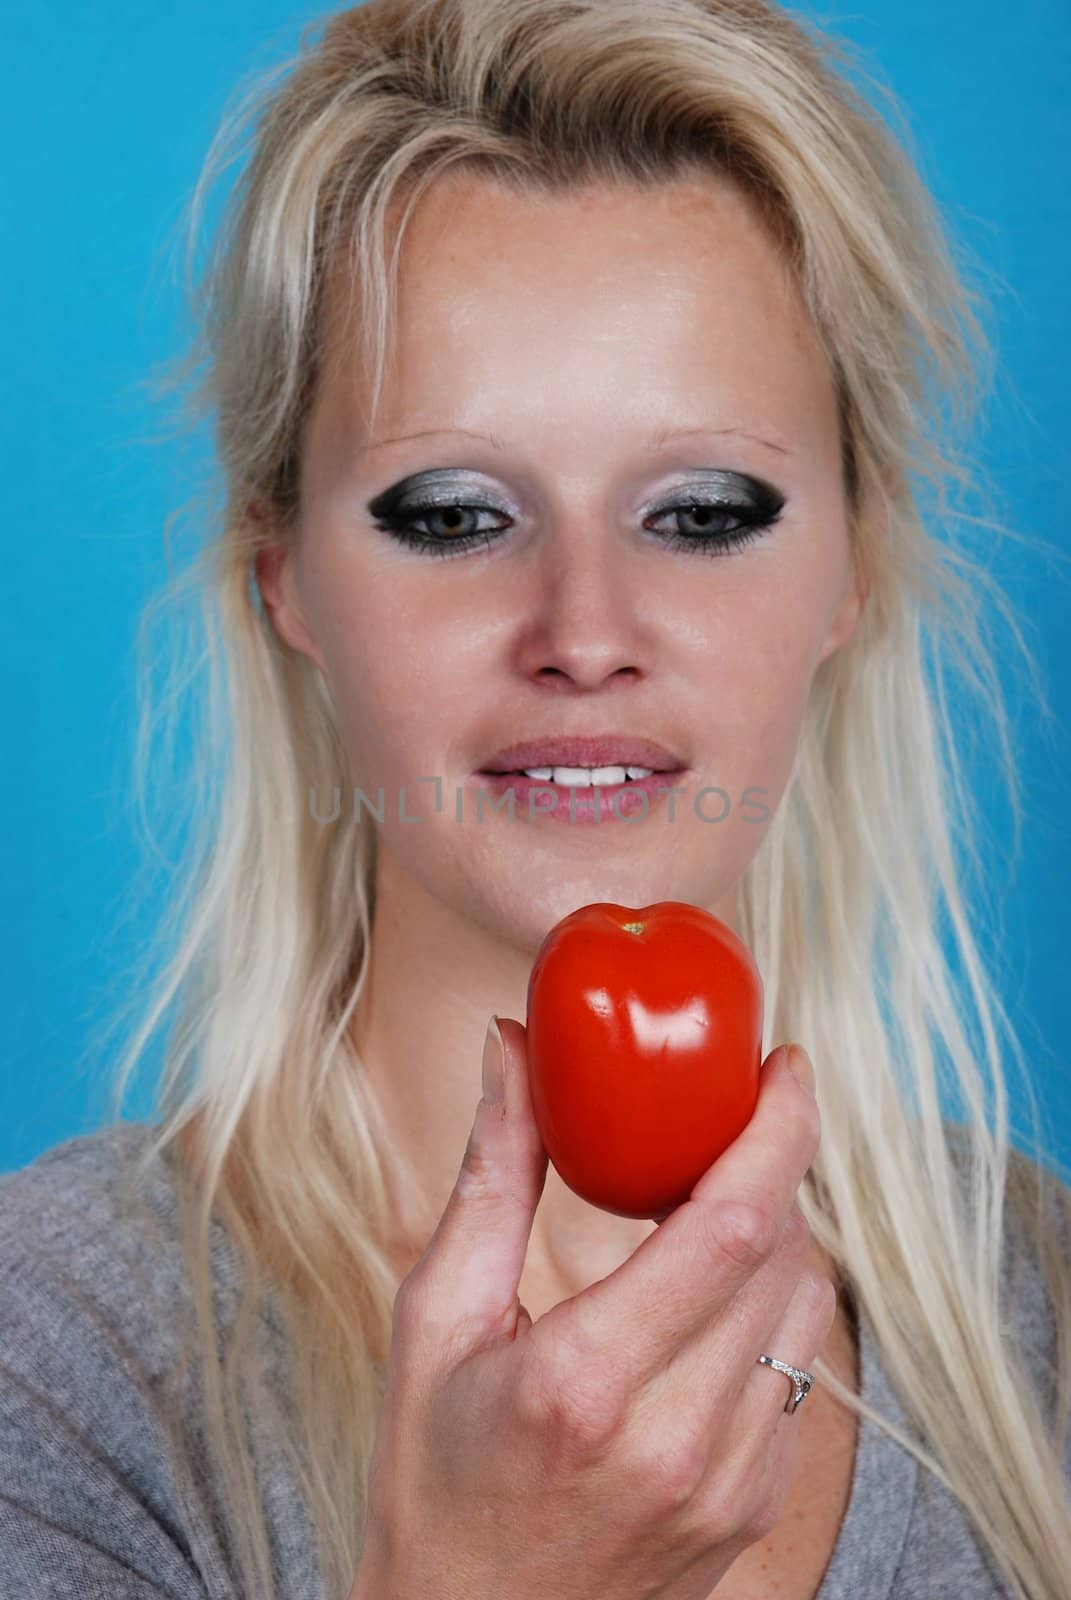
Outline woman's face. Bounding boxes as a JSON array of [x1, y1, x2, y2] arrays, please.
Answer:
[[258, 170, 869, 952]]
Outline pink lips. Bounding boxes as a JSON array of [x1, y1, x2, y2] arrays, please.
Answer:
[[478, 734, 686, 775]]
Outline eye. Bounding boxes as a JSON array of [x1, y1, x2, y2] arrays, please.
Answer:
[[370, 499, 511, 557], [641, 496, 783, 556], [640, 468, 787, 556], [366, 470, 515, 559]]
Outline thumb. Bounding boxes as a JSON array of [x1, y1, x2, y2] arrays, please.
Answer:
[[418, 1015, 550, 1352]]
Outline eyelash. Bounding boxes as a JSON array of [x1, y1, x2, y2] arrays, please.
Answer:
[[370, 497, 783, 560]]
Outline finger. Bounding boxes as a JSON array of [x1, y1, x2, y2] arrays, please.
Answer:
[[621, 1200, 814, 1457], [740, 1265, 837, 1435], [687, 1265, 837, 1530], [407, 1015, 550, 1357], [746, 1267, 839, 1517], [538, 1044, 820, 1390], [784, 1042, 815, 1095], [648, 1043, 814, 1225]]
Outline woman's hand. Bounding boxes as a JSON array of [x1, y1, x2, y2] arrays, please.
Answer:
[[352, 1023, 835, 1600]]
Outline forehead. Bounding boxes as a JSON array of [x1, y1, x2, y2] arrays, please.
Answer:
[[308, 169, 835, 458]]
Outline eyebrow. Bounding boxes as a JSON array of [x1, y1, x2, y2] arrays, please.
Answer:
[[653, 425, 792, 457], [360, 424, 792, 456], [361, 427, 502, 452]]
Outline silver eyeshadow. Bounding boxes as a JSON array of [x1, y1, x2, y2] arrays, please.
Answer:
[[364, 466, 787, 523]]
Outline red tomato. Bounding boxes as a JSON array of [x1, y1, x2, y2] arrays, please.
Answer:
[[525, 901, 764, 1219]]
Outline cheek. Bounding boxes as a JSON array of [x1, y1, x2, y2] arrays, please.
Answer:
[[714, 657, 810, 797], [683, 575, 818, 792], [313, 572, 476, 772]]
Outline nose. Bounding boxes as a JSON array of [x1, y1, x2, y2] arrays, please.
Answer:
[[513, 523, 654, 691]]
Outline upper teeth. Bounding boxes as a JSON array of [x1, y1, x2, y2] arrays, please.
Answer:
[[518, 765, 654, 784]]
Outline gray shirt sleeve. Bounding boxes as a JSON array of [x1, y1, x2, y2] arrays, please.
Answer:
[[0, 1123, 330, 1599], [0, 1220, 209, 1597]]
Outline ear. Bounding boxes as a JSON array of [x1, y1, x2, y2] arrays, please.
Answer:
[[251, 512, 326, 672], [817, 568, 866, 664], [816, 467, 894, 664]]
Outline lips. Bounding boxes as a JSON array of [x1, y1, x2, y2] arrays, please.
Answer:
[[479, 735, 687, 774]]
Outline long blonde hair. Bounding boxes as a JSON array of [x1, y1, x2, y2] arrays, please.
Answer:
[[88, 2, 1071, 1596]]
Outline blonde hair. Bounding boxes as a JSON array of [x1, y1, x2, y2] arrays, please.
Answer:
[[88, 2, 1071, 1596]]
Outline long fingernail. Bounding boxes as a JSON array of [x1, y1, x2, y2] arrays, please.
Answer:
[[482, 1015, 505, 1106]]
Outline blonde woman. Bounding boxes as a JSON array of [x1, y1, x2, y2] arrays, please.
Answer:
[[2, 1, 1069, 1597]]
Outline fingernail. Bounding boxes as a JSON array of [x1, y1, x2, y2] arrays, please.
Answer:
[[785, 1044, 816, 1096], [482, 1015, 505, 1106]]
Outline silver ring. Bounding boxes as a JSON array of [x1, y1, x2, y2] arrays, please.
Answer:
[[756, 1353, 815, 1414]]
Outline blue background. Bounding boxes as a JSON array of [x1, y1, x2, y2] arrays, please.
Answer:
[[4, 2, 1069, 1174]]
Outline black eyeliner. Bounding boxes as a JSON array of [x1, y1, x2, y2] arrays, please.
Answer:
[[647, 469, 785, 518], [364, 465, 788, 560]]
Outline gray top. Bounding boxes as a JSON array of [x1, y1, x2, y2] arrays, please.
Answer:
[[0, 1121, 1066, 1597]]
